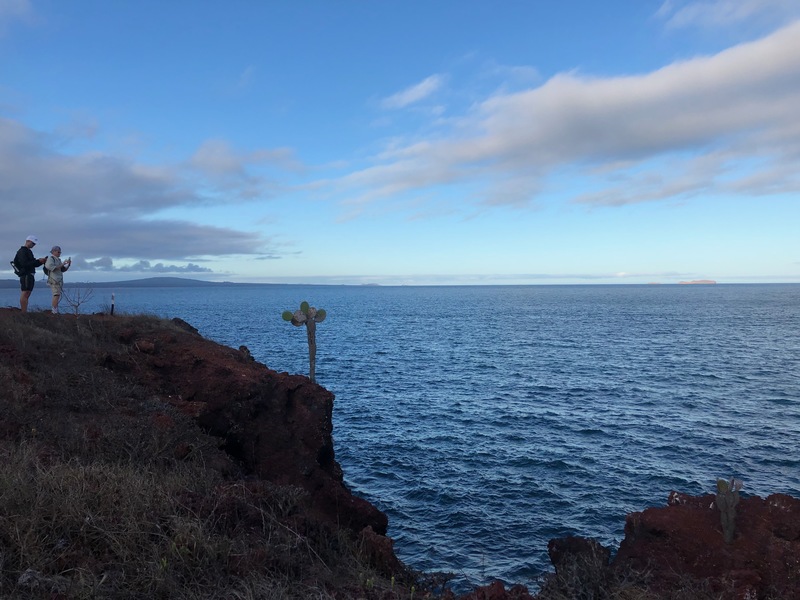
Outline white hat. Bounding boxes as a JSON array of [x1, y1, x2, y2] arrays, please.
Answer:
[[26, 235, 39, 244]]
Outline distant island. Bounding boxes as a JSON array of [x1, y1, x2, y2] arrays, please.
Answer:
[[0, 277, 285, 290], [1, 276, 729, 289]]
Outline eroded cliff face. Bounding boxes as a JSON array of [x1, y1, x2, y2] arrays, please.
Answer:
[[2, 309, 797, 599], [612, 491, 800, 598], [111, 317, 388, 537], [540, 491, 800, 600], [0, 309, 402, 589]]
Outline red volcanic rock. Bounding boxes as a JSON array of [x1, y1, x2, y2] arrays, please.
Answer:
[[4, 310, 798, 599], [548, 535, 610, 574], [358, 525, 405, 574], [112, 317, 389, 537], [453, 580, 535, 600], [612, 491, 800, 598], [0, 310, 388, 541], [0, 309, 409, 595]]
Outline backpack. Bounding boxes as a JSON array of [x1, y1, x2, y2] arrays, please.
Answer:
[[43, 259, 57, 282], [11, 248, 25, 276]]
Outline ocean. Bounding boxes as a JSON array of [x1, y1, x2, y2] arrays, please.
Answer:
[[3, 282, 799, 590]]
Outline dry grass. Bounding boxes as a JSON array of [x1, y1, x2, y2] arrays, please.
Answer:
[[0, 310, 422, 599], [533, 546, 772, 600], [0, 441, 386, 598], [534, 545, 653, 600], [9, 310, 742, 599]]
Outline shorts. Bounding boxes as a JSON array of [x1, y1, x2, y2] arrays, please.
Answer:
[[19, 274, 35, 292], [49, 281, 63, 297]]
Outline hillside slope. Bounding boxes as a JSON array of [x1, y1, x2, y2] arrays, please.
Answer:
[[0, 309, 411, 599], [1, 309, 797, 600]]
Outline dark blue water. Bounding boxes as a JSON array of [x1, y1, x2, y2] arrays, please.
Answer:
[[5, 283, 800, 590]]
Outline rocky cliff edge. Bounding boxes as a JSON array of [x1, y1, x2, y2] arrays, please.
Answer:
[[1, 309, 797, 599]]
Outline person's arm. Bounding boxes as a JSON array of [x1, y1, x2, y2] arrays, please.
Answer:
[[45, 256, 58, 273]]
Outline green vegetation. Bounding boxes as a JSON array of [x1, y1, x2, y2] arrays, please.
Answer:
[[282, 301, 327, 383]]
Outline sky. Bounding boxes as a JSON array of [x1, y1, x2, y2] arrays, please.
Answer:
[[1, 0, 799, 285]]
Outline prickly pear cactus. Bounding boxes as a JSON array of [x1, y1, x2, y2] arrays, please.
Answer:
[[715, 477, 742, 543], [282, 300, 327, 383]]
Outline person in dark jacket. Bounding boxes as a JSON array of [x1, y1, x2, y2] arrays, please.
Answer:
[[14, 235, 47, 313]]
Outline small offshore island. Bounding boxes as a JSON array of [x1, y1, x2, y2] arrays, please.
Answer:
[[678, 279, 717, 284], [0, 308, 797, 599]]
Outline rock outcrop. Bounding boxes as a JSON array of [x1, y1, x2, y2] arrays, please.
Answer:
[[1, 309, 797, 599], [126, 319, 388, 536], [111, 315, 388, 537], [0, 309, 400, 592], [535, 491, 800, 599], [134, 322, 388, 535], [612, 490, 800, 598]]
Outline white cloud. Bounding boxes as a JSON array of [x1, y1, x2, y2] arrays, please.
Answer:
[[186, 138, 301, 200], [381, 75, 444, 109], [0, 0, 27, 18], [330, 20, 800, 211], [236, 65, 256, 90], [657, 0, 800, 29], [189, 138, 299, 175], [0, 0, 32, 32], [0, 118, 283, 264], [76, 257, 213, 274], [190, 139, 248, 176]]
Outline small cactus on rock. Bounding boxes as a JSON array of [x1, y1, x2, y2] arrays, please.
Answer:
[[715, 477, 742, 543], [282, 301, 327, 383]]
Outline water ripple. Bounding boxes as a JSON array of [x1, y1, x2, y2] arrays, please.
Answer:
[[18, 283, 795, 593]]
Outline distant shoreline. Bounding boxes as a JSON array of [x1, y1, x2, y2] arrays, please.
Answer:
[[0, 277, 302, 289], [2, 277, 797, 290]]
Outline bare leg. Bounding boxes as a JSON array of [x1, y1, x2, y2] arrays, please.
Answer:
[[51, 292, 60, 313], [20, 290, 31, 313]]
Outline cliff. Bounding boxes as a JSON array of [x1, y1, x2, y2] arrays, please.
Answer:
[[539, 491, 800, 599], [0, 309, 406, 598], [0, 309, 797, 599]]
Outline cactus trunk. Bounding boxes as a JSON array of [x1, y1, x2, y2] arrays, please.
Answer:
[[283, 301, 325, 383], [306, 319, 317, 383], [715, 477, 742, 544]]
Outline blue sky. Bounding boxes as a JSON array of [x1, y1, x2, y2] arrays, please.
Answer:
[[2, 0, 799, 284]]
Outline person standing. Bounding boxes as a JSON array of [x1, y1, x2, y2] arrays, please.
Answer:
[[44, 245, 71, 314], [14, 235, 47, 313]]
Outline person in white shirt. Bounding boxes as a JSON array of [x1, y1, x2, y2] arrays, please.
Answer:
[[44, 245, 72, 314]]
